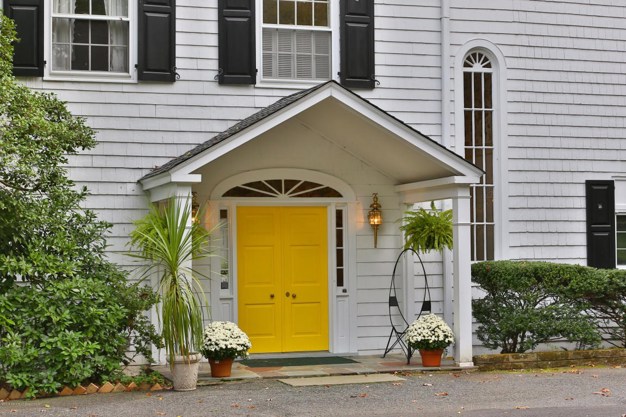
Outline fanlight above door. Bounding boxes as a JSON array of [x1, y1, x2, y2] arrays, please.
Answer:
[[223, 179, 342, 198]]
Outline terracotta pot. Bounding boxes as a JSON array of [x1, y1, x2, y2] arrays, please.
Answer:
[[171, 353, 201, 391], [209, 357, 234, 377], [419, 348, 444, 367]]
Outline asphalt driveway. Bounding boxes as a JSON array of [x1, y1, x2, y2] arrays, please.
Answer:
[[1, 367, 624, 416]]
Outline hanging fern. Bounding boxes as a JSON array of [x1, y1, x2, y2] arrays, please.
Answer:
[[400, 201, 453, 253]]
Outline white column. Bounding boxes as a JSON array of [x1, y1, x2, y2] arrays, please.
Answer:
[[452, 191, 474, 367]]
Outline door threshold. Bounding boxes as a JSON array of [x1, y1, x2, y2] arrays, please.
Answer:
[[246, 352, 342, 359]]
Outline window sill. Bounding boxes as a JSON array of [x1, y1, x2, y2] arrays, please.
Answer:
[[255, 78, 334, 90], [44, 71, 136, 84]]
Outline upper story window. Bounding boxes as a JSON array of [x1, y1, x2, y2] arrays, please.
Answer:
[[51, 0, 130, 74], [463, 51, 494, 261], [261, 0, 331, 81]]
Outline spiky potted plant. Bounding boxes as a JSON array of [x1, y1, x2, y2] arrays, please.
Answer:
[[129, 196, 212, 391]]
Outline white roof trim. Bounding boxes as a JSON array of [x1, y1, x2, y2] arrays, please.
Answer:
[[395, 176, 481, 203], [140, 82, 482, 190]]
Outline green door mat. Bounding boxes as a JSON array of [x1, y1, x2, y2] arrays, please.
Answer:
[[240, 356, 358, 367]]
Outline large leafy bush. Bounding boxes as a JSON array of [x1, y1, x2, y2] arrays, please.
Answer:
[[561, 268, 626, 348], [472, 261, 601, 353], [0, 15, 161, 397], [0, 277, 160, 395]]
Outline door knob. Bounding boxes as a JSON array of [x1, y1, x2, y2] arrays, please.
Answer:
[[270, 293, 274, 299], [285, 292, 290, 297], [292, 293, 296, 299]]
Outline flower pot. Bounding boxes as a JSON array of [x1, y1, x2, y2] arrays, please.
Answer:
[[171, 353, 201, 391], [209, 357, 234, 377], [419, 348, 444, 367]]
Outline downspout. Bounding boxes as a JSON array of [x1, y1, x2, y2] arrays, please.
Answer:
[[440, 0, 456, 356]]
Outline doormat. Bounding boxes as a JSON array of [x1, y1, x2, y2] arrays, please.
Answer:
[[279, 374, 405, 387], [240, 356, 358, 368]]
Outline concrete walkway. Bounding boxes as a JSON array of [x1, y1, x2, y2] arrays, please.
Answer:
[[154, 353, 469, 384]]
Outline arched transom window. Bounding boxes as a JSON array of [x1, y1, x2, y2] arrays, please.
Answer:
[[463, 50, 494, 261], [223, 179, 342, 198]]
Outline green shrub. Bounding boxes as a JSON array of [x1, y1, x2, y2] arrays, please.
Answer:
[[0, 13, 161, 398], [471, 261, 601, 353], [561, 268, 626, 348], [0, 277, 161, 397]]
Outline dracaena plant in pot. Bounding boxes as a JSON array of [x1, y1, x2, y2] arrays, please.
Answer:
[[129, 196, 213, 391]]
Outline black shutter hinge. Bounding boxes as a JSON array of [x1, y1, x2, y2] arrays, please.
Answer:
[[173, 66, 180, 80], [214, 68, 224, 81], [371, 75, 380, 86]]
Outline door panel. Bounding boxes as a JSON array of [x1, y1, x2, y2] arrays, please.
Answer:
[[237, 206, 328, 353], [237, 208, 281, 352]]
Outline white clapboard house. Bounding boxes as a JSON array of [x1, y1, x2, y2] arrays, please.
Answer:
[[5, 0, 626, 365]]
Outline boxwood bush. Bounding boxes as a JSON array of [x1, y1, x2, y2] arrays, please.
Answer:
[[471, 261, 602, 353]]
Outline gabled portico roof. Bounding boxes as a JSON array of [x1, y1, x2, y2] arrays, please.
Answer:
[[140, 80, 482, 196]]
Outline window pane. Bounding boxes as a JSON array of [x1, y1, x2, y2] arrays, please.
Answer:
[[73, 19, 90, 43], [264, 0, 277, 23], [486, 186, 494, 223], [476, 225, 485, 261], [485, 148, 493, 185], [297, 1, 312, 25], [52, 18, 71, 43], [92, 0, 106, 15], [52, 44, 70, 70], [473, 73, 483, 108], [110, 46, 128, 72], [75, 0, 89, 14], [485, 111, 493, 147], [336, 268, 344, 287], [336, 249, 343, 267], [617, 233, 626, 248], [474, 111, 483, 147], [313, 2, 328, 26], [617, 249, 626, 265], [335, 210, 343, 227], [91, 20, 108, 44], [91, 45, 109, 70], [486, 224, 494, 260], [54, 0, 74, 14], [484, 73, 493, 108], [618, 215, 626, 231], [336, 229, 343, 247], [71, 45, 89, 70], [279, 0, 295, 24]]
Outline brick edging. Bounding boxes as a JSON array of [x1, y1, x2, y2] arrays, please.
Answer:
[[473, 348, 626, 371], [0, 382, 166, 401]]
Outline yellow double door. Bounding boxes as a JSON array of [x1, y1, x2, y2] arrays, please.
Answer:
[[237, 206, 329, 353]]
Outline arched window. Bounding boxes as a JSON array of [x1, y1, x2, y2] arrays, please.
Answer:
[[463, 51, 494, 261], [223, 178, 342, 198]]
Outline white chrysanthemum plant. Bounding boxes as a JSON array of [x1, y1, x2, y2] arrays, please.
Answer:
[[200, 321, 252, 361], [406, 314, 455, 351]]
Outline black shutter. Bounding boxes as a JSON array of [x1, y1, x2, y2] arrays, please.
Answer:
[[586, 180, 615, 268], [3, 0, 43, 76], [218, 0, 256, 85], [138, 0, 176, 81], [340, 0, 375, 89]]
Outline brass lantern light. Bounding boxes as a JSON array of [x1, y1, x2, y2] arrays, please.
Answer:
[[368, 193, 382, 248]]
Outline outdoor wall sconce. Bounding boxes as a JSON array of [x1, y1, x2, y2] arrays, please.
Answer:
[[368, 193, 382, 248]]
